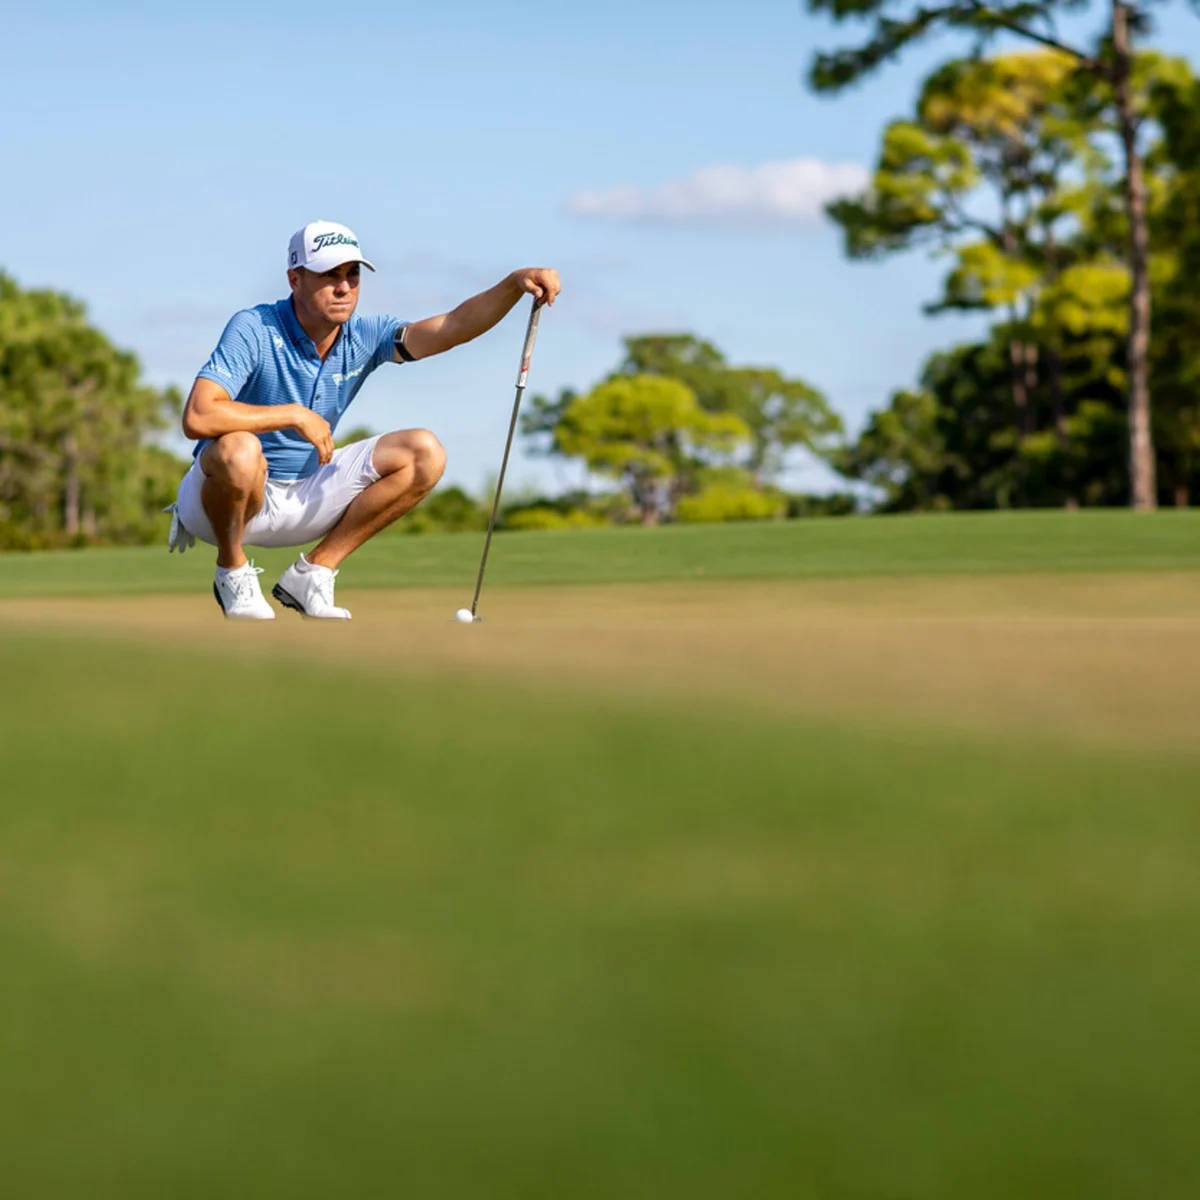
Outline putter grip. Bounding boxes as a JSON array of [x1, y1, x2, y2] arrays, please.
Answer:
[[516, 300, 543, 388]]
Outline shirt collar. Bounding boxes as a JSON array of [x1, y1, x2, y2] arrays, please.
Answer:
[[276, 297, 309, 350], [276, 297, 347, 358]]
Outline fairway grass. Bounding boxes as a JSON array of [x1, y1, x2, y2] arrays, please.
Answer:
[[4, 512, 1200, 1196], [5, 507, 1200, 597], [5, 572, 1200, 754], [4, 632, 1200, 1199]]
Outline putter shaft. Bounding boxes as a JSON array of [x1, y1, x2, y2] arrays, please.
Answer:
[[470, 299, 543, 616]]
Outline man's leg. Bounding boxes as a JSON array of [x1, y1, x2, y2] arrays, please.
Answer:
[[305, 429, 446, 569], [199, 433, 275, 620], [199, 432, 269, 568], [272, 430, 445, 620]]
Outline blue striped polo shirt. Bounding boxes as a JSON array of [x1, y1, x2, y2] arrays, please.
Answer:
[[194, 299, 406, 481]]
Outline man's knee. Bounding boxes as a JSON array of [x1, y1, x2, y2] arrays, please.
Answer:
[[377, 429, 445, 490], [410, 429, 447, 488], [202, 432, 266, 493]]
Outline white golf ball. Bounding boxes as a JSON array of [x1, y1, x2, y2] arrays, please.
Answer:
[[454, 608, 475, 624]]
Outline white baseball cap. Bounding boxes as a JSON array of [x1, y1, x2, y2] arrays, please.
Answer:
[[287, 220, 376, 273]]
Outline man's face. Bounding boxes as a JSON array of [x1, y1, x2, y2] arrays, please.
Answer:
[[288, 261, 361, 327]]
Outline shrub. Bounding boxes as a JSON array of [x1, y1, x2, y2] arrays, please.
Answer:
[[398, 486, 487, 534], [675, 484, 787, 523], [785, 491, 858, 518], [503, 506, 608, 531]]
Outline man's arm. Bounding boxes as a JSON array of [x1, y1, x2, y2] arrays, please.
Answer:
[[182, 379, 335, 464], [400, 267, 560, 362]]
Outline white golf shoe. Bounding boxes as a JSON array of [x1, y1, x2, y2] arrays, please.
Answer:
[[213, 561, 276, 620], [272, 557, 352, 620]]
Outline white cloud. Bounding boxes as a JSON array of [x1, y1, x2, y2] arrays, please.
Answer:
[[567, 159, 869, 229]]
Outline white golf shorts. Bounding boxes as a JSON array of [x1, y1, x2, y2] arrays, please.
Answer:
[[174, 435, 383, 549]]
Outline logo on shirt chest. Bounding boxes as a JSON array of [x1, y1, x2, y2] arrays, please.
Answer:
[[332, 366, 364, 386]]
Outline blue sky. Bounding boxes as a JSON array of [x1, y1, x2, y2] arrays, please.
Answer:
[[5, 0, 1198, 497]]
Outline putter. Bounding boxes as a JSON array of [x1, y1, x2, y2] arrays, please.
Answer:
[[464, 296, 543, 622]]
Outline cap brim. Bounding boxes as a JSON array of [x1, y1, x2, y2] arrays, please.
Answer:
[[302, 249, 376, 273], [335, 254, 375, 272]]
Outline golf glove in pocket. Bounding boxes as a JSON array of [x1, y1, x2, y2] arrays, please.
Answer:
[[164, 503, 196, 554]]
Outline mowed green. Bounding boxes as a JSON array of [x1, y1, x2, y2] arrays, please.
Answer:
[[3, 511, 1200, 1198], [5, 507, 1200, 597]]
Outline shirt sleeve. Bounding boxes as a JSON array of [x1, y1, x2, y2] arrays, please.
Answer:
[[361, 314, 405, 371], [195, 309, 262, 399]]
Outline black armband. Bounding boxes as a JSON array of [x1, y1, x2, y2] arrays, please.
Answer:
[[395, 325, 416, 363]]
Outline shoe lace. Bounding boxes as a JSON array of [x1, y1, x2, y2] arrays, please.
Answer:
[[228, 562, 265, 604]]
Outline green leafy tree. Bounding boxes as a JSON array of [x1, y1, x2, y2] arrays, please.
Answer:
[[395, 485, 488, 534], [837, 386, 958, 512], [524, 335, 842, 491], [674, 467, 789, 523], [0, 272, 182, 547], [618, 335, 842, 480], [839, 329, 1128, 510], [807, 0, 1185, 509], [552, 375, 750, 523], [522, 334, 838, 522], [1146, 66, 1200, 504], [829, 50, 1097, 447]]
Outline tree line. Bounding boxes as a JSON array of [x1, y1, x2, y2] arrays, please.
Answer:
[[4, 0, 1199, 547], [0, 274, 181, 549], [519, 335, 844, 525], [821, 45, 1200, 510], [809, 0, 1200, 510], [520, 4, 1200, 518]]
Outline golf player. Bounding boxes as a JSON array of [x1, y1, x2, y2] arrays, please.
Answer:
[[167, 220, 560, 619]]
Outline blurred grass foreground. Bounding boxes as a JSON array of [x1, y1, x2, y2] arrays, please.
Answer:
[[3, 512, 1200, 1198]]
